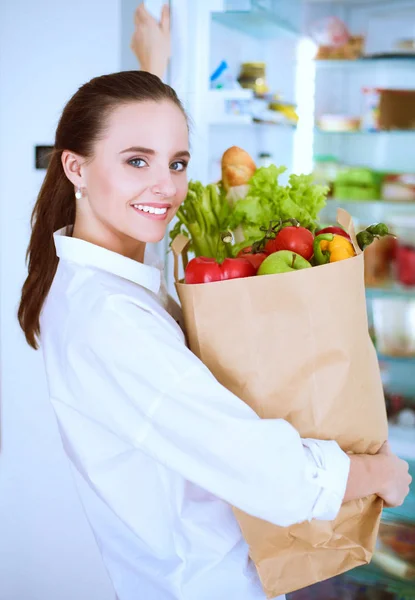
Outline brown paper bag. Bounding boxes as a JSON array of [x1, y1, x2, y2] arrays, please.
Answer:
[[171, 210, 388, 598]]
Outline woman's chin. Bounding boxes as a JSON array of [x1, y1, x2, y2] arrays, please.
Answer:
[[133, 228, 167, 245]]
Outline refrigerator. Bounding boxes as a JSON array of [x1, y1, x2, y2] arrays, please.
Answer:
[[121, 2, 415, 596]]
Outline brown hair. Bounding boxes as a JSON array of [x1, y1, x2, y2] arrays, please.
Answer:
[[18, 70, 185, 349]]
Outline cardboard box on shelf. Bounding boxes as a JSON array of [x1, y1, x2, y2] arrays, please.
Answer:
[[380, 90, 415, 131], [363, 89, 415, 131]]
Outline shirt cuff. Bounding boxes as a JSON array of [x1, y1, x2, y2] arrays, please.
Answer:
[[302, 439, 351, 521]]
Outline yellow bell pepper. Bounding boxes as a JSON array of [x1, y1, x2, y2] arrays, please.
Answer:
[[314, 233, 356, 264]]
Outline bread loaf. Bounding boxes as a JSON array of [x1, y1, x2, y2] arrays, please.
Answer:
[[221, 146, 256, 191]]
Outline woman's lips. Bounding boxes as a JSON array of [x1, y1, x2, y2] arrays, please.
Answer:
[[131, 202, 171, 221]]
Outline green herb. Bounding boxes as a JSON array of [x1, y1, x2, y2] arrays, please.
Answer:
[[169, 181, 231, 258]]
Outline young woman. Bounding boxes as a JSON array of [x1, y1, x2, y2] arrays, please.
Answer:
[[18, 15, 410, 600]]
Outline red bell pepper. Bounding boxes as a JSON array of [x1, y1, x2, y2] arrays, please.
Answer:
[[316, 226, 350, 240]]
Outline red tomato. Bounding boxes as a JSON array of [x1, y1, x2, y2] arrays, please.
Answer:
[[316, 226, 350, 240], [237, 247, 268, 272], [184, 256, 256, 284], [265, 226, 314, 261]]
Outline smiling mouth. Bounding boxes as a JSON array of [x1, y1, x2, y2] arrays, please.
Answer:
[[131, 203, 171, 220]]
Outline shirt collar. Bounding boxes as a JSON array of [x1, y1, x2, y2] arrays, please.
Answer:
[[53, 226, 162, 295]]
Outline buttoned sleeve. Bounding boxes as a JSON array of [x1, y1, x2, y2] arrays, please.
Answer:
[[64, 295, 350, 527]]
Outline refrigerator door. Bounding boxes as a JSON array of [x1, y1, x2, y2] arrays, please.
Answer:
[[165, 0, 226, 292]]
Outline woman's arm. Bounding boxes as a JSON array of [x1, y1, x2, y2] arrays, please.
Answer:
[[130, 3, 170, 79], [67, 297, 410, 526]]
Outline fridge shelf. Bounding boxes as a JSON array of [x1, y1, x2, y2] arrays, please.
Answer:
[[379, 354, 415, 366], [366, 285, 415, 301], [388, 425, 415, 462], [315, 129, 415, 136], [211, 9, 299, 40], [209, 116, 253, 126], [209, 119, 297, 129], [315, 57, 415, 70], [344, 562, 415, 599], [378, 355, 415, 398], [320, 199, 415, 225]]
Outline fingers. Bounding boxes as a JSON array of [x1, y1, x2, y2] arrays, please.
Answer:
[[160, 4, 170, 33], [134, 3, 146, 24], [378, 441, 391, 455], [135, 2, 156, 26]]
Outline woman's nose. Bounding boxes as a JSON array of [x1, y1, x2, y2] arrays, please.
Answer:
[[151, 172, 177, 199]]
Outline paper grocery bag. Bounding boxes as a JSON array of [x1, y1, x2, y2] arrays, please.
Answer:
[[171, 210, 388, 598]]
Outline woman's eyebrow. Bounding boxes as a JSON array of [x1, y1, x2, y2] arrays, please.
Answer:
[[173, 150, 191, 160], [120, 146, 155, 155], [120, 147, 191, 160]]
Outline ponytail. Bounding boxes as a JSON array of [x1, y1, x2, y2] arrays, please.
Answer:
[[18, 151, 75, 348], [18, 70, 186, 349]]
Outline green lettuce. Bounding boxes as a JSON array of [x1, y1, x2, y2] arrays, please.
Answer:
[[228, 165, 328, 255]]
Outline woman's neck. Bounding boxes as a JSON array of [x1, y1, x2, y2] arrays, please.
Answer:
[[72, 216, 146, 263]]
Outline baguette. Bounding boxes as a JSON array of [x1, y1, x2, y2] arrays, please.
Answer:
[[221, 146, 256, 191]]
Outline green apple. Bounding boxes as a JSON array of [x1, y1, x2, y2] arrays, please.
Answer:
[[257, 250, 312, 275]]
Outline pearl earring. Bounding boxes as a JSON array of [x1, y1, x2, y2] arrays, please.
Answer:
[[75, 187, 83, 200]]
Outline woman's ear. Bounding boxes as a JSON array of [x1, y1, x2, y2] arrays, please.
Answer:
[[61, 151, 86, 188]]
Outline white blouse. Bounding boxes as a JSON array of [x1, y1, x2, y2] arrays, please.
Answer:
[[40, 227, 350, 600]]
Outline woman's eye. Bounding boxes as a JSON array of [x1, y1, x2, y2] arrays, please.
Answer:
[[128, 158, 147, 168], [170, 161, 188, 172]]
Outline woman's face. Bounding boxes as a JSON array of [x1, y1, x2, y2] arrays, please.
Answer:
[[74, 100, 190, 254]]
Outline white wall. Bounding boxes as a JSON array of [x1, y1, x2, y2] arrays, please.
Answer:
[[0, 2, 121, 599]]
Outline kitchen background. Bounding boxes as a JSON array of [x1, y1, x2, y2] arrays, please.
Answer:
[[0, 1, 414, 599]]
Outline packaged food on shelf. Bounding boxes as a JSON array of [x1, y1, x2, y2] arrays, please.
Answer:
[[206, 88, 254, 124], [251, 95, 298, 126], [373, 521, 415, 581], [393, 220, 415, 287], [385, 393, 409, 420], [382, 174, 415, 203], [257, 152, 273, 168], [372, 297, 415, 357], [313, 154, 341, 196], [395, 408, 415, 428], [237, 62, 268, 96], [333, 167, 382, 201], [396, 243, 415, 287], [365, 11, 415, 58], [309, 16, 350, 48], [361, 88, 415, 131], [362, 87, 381, 132], [315, 34, 364, 60], [317, 113, 361, 132], [210, 60, 233, 90], [395, 38, 415, 53], [267, 97, 299, 125], [311, 16, 364, 61], [380, 90, 415, 131]]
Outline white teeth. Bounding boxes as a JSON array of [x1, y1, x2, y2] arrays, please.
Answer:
[[133, 204, 168, 215]]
